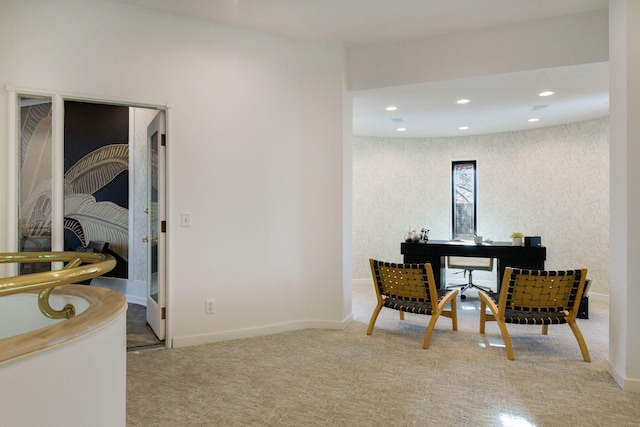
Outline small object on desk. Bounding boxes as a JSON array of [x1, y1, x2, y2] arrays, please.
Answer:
[[474, 235, 483, 245], [525, 236, 542, 247], [405, 229, 420, 242], [510, 231, 524, 247]]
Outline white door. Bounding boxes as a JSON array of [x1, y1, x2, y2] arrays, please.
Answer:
[[145, 112, 166, 340]]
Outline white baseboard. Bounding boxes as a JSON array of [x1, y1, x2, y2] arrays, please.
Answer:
[[172, 314, 354, 348], [588, 292, 608, 303], [605, 359, 640, 392]]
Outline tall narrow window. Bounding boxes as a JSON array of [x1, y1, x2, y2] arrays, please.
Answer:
[[452, 160, 477, 239]]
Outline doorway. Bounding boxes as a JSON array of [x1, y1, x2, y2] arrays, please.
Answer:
[[16, 94, 168, 349]]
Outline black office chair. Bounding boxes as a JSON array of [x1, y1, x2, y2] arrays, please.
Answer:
[[447, 256, 494, 299]]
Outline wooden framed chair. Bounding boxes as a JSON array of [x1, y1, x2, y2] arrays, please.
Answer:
[[367, 259, 458, 348], [478, 267, 590, 361]]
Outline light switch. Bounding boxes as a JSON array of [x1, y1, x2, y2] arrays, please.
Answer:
[[181, 212, 192, 227]]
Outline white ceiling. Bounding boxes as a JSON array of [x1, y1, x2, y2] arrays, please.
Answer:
[[353, 62, 609, 137], [111, 0, 610, 137]]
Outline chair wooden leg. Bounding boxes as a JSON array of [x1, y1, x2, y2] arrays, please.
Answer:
[[366, 303, 384, 335], [422, 313, 440, 349], [423, 290, 459, 348], [568, 319, 591, 362], [450, 296, 458, 331], [437, 290, 458, 331], [479, 299, 487, 334], [399, 311, 405, 320], [542, 324, 549, 335], [496, 320, 515, 360]]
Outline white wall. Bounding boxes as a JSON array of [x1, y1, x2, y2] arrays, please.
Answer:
[[348, 9, 609, 91], [0, 0, 350, 346], [353, 118, 610, 295], [608, 0, 640, 392], [0, 312, 126, 427]]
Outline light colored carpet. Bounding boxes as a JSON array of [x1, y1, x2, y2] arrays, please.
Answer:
[[126, 282, 640, 426]]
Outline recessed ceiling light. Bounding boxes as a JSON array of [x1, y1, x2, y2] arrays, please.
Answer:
[[459, 126, 469, 130], [456, 99, 470, 104], [397, 127, 407, 132], [386, 106, 398, 111], [528, 118, 540, 122], [538, 91, 554, 97]]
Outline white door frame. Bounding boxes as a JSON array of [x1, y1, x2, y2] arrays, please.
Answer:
[[6, 85, 172, 348]]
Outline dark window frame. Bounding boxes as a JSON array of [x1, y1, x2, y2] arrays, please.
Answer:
[[451, 160, 477, 239]]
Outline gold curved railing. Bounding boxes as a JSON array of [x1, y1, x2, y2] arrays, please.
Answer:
[[0, 252, 116, 319]]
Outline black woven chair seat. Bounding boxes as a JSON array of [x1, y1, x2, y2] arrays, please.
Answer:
[[383, 289, 453, 315], [503, 310, 567, 325], [383, 298, 434, 315], [483, 291, 569, 324]]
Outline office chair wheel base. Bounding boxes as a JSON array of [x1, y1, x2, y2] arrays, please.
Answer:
[[460, 294, 467, 300]]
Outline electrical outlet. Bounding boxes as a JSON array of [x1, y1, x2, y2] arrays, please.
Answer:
[[205, 299, 215, 314]]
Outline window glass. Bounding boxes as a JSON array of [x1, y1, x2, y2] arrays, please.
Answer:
[[452, 160, 476, 239]]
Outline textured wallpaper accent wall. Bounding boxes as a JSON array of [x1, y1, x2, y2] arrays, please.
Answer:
[[353, 117, 610, 294]]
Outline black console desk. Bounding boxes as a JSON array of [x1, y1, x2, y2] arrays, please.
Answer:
[[401, 240, 546, 291]]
